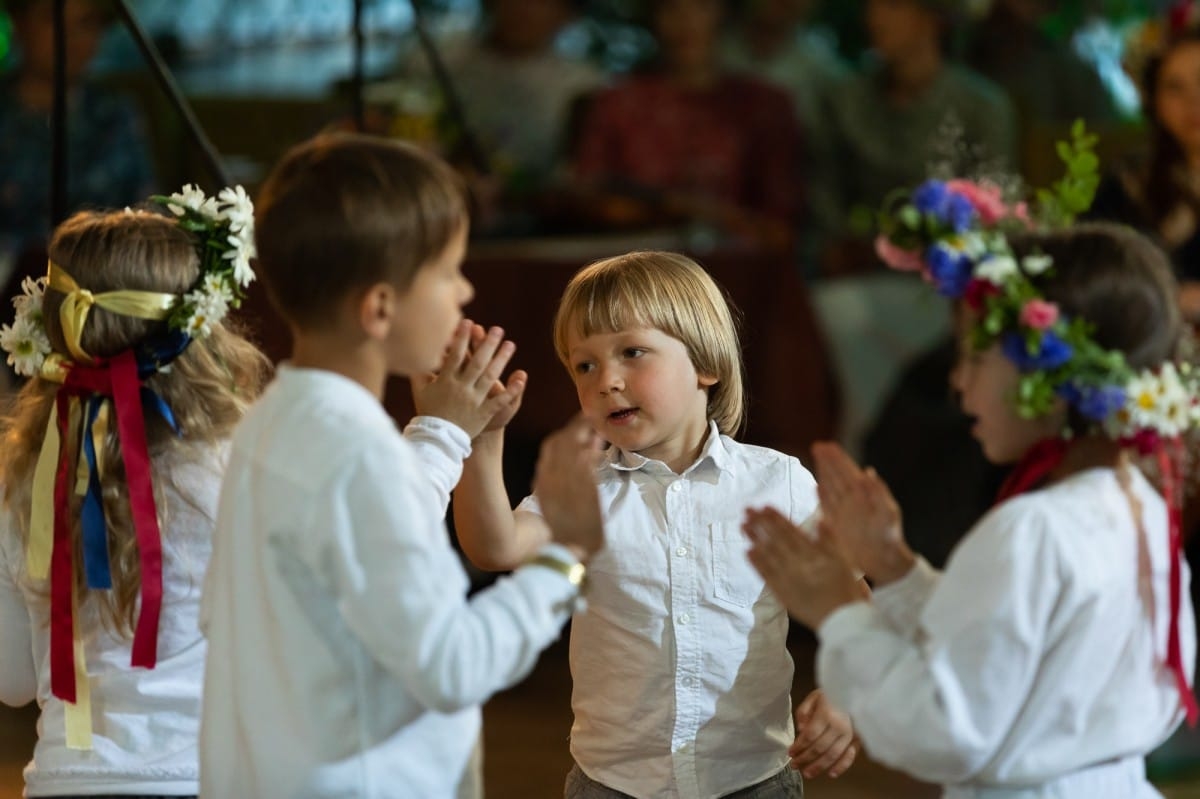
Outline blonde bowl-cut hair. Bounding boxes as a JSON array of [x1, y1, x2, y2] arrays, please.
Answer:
[[553, 251, 746, 435], [0, 209, 272, 636]]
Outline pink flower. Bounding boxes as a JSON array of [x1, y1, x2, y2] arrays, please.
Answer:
[[946, 179, 1009, 225], [1019, 299, 1060, 330], [963, 278, 1001, 311], [874, 235, 925, 272]]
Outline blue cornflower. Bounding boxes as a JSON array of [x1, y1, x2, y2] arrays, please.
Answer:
[[1002, 330, 1074, 371], [1057, 382, 1127, 421], [946, 192, 978, 233], [926, 244, 973, 298], [912, 180, 949, 215]]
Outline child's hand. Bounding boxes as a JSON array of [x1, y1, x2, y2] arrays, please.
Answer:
[[742, 506, 861, 629], [789, 689, 856, 779], [411, 321, 525, 440], [811, 442, 915, 586], [466, 323, 527, 435], [533, 415, 605, 561]]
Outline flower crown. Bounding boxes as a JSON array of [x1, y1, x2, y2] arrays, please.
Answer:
[[875, 122, 1200, 451], [0, 184, 256, 378]]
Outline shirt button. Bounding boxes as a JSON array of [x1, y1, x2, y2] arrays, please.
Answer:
[[679, 613, 691, 624], [676, 546, 688, 557], [669, 482, 682, 492]]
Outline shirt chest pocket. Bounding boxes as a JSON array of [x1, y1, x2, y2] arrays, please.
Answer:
[[709, 522, 764, 608]]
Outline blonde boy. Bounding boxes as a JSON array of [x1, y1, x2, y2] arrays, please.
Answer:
[[454, 252, 857, 798]]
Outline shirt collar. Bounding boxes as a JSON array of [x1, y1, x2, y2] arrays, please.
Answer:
[[606, 420, 730, 476]]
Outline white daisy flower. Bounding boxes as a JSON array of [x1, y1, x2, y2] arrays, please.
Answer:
[[0, 316, 51, 377], [975, 254, 1019, 284], [218, 185, 255, 235]]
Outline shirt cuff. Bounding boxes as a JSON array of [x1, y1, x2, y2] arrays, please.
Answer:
[[402, 416, 473, 509], [871, 556, 940, 641]]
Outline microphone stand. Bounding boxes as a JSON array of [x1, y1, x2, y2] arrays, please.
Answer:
[[352, 0, 365, 131], [49, 0, 231, 235], [407, 0, 491, 176], [51, 0, 67, 227]]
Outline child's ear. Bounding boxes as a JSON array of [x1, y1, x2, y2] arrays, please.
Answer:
[[357, 282, 395, 341], [698, 373, 719, 388]]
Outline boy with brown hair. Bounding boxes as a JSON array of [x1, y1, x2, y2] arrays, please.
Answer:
[[199, 133, 604, 799]]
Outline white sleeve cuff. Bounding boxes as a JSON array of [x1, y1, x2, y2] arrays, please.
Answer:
[[871, 556, 941, 640]]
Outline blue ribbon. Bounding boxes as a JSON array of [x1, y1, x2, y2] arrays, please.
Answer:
[[78, 383, 180, 591], [80, 398, 111, 590]]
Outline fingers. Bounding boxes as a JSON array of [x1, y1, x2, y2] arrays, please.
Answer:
[[481, 370, 527, 418], [442, 319, 474, 372]]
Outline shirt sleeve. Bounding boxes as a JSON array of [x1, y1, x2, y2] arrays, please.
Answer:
[[0, 528, 36, 706], [401, 415, 472, 515], [323, 444, 579, 714], [815, 500, 1061, 784], [870, 556, 942, 640]]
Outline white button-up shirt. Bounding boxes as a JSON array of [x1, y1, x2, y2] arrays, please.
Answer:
[[818, 467, 1196, 797], [200, 366, 581, 799], [521, 423, 819, 798]]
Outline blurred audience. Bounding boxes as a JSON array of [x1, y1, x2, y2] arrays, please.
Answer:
[[569, 0, 802, 254], [808, 0, 1015, 457], [963, 0, 1116, 130], [391, 0, 604, 235], [1089, 15, 1200, 323], [720, 0, 847, 184], [0, 0, 157, 270]]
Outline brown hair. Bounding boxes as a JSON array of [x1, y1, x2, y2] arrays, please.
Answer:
[[254, 133, 469, 330], [0, 209, 271, 636], [1010, 222, 1181, 372], [552, 250, 746, 435]]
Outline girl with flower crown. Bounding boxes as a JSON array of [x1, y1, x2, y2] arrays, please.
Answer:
[[0, 187, 269, 798], [742, 183, 1199, 793]]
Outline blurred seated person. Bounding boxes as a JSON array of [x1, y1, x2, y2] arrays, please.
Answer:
[[962, 0, 1116, 130], [392, 0, 604, 236], [808, 0, 1015, 455], [719, 0, 847, 189], [0, 0, 157, 270], [569, 0, 802, 255], [1089, 12, 1200, 324]]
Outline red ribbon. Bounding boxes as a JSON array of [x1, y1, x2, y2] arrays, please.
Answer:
[[1159, 438, 1198, 726], [48, 350, 163, 704], [993, 437, 1069, 506]]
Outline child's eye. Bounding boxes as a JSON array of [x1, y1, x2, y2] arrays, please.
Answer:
[[573, 361, 594, 375], [623, 347, 646, 359]]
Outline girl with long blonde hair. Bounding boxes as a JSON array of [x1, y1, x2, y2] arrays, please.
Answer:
[[0, 191, 269, 798]]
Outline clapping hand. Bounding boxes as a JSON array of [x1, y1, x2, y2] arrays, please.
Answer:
[[811, 442, 914, 586], [533, 415, 605, 561], [411, 320, 526, 440], [742, 506, 861, 629]]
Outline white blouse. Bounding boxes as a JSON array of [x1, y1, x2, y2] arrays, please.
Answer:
[[818, 467, 1195, 797]]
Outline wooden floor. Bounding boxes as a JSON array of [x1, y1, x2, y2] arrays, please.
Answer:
[[6, 627, 1200, 798]]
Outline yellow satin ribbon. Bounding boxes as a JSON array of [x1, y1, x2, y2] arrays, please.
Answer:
[[47, 262, 177, 364]]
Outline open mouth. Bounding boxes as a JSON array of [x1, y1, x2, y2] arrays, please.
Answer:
[[607, 408, 638, 423]]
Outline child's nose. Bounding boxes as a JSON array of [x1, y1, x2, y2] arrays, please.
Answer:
[[598, 365, 624, 393]]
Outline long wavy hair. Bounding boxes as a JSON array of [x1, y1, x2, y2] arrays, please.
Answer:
[[0, 209, 271, 636]]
